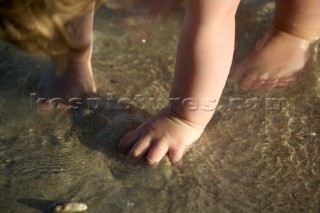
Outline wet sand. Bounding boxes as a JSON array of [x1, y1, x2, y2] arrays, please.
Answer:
[[0, 0, 319, 212]]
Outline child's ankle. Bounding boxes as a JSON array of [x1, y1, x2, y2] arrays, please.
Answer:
[[67, 43, 92, 65], [67, 52, 92, 65], [271, 26, 320, 50], [272, 24, 319, 42]]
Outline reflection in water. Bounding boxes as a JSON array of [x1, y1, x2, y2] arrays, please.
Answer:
[[0, 0, 319, 212]]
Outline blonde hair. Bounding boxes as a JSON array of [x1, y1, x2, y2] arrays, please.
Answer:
[[0, 0, 96, 58]]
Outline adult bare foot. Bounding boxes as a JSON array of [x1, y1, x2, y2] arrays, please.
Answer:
[[231, 28, 319, 91]]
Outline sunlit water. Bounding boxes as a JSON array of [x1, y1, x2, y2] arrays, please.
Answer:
[[0, 0, 319, 212]]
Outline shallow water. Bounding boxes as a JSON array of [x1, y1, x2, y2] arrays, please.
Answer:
[[0, 0, 319, 212]]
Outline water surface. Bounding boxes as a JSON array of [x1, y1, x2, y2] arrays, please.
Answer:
[[0, 0, 319, 212]]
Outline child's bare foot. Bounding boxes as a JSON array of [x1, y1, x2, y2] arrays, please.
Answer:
[[37, 62, 96, 100], [118, 107, 204, 166], [231, 28, 318, 91]]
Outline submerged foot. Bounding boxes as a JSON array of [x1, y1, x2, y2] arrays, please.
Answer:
[[37, 62, 96, 101], [231, 28, 319, 91]]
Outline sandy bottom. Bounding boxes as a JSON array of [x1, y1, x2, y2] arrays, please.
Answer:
[[0, 0, 319, 212]]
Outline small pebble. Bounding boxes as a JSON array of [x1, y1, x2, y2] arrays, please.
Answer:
[[53, 202, 88, 213], [126, 202, 135, 208], [310, 132, 316, 136]]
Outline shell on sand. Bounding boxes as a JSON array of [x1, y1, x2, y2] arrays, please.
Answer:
[[53, 202, 88, 213]]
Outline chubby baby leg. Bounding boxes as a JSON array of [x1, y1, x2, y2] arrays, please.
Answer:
[[232, 0, 320, 91]]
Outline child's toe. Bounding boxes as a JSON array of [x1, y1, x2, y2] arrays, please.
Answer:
[[251, 80, 266, 90], [279, 76, 296, 83], [277, 82, 291, 88], [230, 62, 248, 79], [262, 79, 279, 91], [277, 77, 296, 88], [239, 72, 259, 90]]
